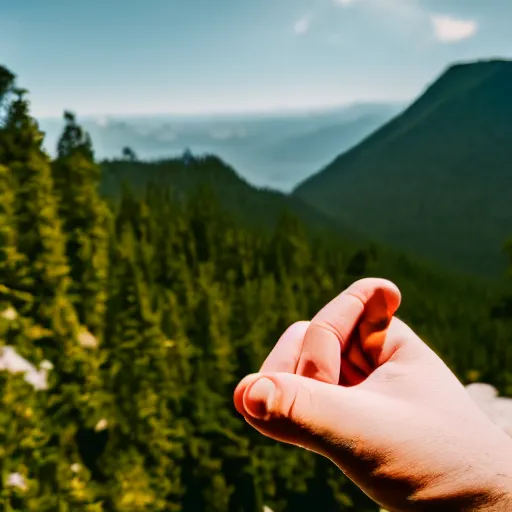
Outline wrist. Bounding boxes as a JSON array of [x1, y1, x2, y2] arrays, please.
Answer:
[[406, 427, 512, 512], [477, 481, 512, 512], [409, 469, 512, 511], [488, 493, 512, 512]]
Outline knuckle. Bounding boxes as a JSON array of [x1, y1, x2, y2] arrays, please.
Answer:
[[313, 319, 343, 342], [289, 320, 310, 331], [287, 381, 314, 425]]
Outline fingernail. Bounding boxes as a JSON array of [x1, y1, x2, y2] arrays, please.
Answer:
[[244, 378, 276, 419]]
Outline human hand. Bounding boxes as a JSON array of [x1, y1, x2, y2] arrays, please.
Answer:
[[233, 278, 512, 511]]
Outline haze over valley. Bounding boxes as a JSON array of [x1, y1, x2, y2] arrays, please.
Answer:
[[38, 102, 401, 192]]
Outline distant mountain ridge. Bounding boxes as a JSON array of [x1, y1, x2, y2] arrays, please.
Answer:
[[294, 59, 512, 277], [262, 114, 388, 174]]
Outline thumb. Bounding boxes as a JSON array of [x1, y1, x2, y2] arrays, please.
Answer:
[[234, 372, 371, 459]]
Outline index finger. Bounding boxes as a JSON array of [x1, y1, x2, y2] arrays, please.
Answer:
[[296, 278, 401, 384], [260, 321, 310, 374]]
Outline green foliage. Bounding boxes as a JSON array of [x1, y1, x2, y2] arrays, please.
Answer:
[[57, 111, 94, 161], [52, 111, 110, 337], [1, 65, 512, 512], [0, 65, 16, 110], [0, 165, 28, 294]]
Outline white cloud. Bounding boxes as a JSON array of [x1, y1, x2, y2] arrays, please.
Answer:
[[331, 0, 478, 44], [430, 15, 478, 43], [294, 16, 310, 35]]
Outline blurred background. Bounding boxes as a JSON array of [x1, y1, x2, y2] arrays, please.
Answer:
[[1, 0, 512, 510]]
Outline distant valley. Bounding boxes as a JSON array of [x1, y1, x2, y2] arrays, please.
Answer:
[[38, 102, 401, 192]]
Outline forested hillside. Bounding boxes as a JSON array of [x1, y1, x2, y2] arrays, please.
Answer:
[[101, 156, 357, 240], [1, 64, 512, 511], [294, 59, 512, 278]]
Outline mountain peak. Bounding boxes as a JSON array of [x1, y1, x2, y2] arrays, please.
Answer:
[[443, 58, 512, 75]]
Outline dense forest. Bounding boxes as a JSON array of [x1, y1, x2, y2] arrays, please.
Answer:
[[1, 64, 512, 511]]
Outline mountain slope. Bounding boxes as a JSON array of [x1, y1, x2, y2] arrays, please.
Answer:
[[293, 59, 512, 277]]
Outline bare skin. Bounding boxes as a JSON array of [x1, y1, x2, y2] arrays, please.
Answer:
[[233, 278, 512, 511]]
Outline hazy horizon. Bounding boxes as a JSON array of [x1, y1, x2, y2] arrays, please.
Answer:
[[37, 100, 402, 192], [36, 99, 405, 123]]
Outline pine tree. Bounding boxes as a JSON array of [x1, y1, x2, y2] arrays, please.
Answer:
[[121, 146, 137, 162], [0, 79, 105, 510], [0, 164, 30, 300], [0, 65, 16, 104], [52, 112, 110, 338], [101, 222, 185, 511]]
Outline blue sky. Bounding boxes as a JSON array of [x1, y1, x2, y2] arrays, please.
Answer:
[[1, 0, 511, 117]]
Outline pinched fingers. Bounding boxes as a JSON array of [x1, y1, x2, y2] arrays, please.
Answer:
[[296, 278, 401, 384]]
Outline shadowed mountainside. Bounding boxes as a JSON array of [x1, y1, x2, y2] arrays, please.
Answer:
[[294, 59, 512, 277]]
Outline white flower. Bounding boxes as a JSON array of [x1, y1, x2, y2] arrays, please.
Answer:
[[0, 346, 34, 374], [1, 307, 18, 321], [24, 369, 49, 391], [95, 418, 109, 432], [40, 360, 54, 371], [6, 472, 27, 490], [263, 507, 274, 512], [0, 346, 49, 390], [78, 329, 98, 349], [70, 463, 81, 473]]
